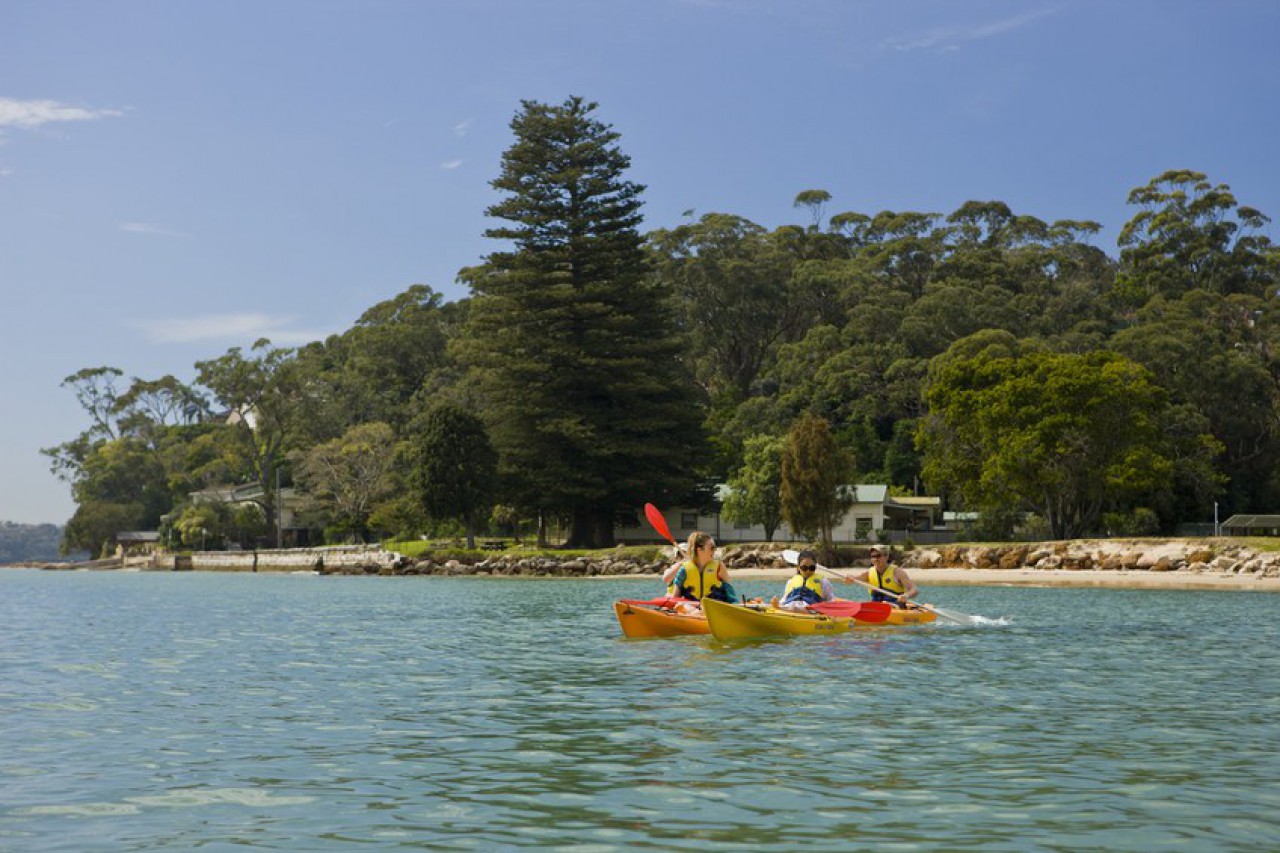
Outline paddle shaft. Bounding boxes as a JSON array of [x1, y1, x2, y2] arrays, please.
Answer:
[[780, 548, 972, 625]]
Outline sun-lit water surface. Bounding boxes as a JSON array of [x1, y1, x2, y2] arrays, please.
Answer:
[[2, 570, 1278, 851]]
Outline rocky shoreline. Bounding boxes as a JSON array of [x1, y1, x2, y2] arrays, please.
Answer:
[[10, 538, 1280, 590]]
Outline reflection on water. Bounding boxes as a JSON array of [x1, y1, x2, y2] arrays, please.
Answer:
[[1, 571, 1278, 850]]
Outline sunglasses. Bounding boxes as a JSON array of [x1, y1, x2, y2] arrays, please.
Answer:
[[800, 564, 816, 570]]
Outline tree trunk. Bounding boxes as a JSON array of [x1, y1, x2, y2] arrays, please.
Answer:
[[566, 506, 612, 548]]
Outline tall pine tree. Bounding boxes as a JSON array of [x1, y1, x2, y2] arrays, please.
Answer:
[[459, 97, 705, 547]]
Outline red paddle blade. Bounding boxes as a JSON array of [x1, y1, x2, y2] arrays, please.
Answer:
[[808, 601, 863, 618], [644, 503, 677, 545], [853, 601, 893, 623], [619, 596, 682, 609]]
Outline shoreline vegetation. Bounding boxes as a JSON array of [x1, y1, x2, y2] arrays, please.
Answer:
[[9, 538, 1280, 592]]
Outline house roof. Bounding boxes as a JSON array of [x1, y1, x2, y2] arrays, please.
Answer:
[[115, 531, 160, 542], [1222, 514, 1280, 527], [893, 496, 941, 508]]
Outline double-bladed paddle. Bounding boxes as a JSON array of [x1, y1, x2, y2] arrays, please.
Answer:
[[806, 599, 893, 622], [781, 548, 978, 626], [619, 596, 684, 610]]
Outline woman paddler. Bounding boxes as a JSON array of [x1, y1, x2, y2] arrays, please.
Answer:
[[668, 531, 737, 605]]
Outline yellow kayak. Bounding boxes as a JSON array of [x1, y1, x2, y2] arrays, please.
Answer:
[[702, 598, 936, 640], [613, 600, 710, 638]]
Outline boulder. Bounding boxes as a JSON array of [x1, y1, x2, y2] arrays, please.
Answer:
[[999, 546, 1030, 570]]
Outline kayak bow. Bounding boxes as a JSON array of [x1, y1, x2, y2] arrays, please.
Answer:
[[613, 600, 710, 638]]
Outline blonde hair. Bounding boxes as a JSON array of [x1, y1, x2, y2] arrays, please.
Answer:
[[687, 531, 714, 555]]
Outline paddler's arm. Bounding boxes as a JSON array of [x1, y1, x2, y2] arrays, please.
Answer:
[[841, 569, 871, 585], [895, 567, 920, 603], [820, 577, 837, 601], [662, 562, 682, 585]]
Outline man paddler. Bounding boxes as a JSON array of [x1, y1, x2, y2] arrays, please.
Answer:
[[844, 545, 919, 607]]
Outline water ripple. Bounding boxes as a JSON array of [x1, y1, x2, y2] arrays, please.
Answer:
[[2, 572, 1278, 850]]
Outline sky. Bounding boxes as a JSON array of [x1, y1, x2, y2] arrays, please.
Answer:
[[2, 0, 1278, 525]]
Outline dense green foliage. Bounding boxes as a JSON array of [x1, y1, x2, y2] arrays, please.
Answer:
[[457, 97, 706, 547], [720, 434, 785, 541], [780, 413, 854, 548], [410, 405, 497, 549], [39, 98, 1280, 554]]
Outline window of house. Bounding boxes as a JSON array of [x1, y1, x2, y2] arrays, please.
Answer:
[[681, 512, 698, 529], [855, 517, 873, 541]]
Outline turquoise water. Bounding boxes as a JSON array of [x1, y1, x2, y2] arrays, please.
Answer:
[[2, 571, 1278, 851]]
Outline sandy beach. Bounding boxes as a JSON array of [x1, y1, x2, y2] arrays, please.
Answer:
[[727, 566, 1280, 592]]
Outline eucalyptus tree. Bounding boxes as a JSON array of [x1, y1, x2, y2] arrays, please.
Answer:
[[1115, 169, 1280, 308], [291, 284, 462, 444], [195, 340, 301, 546], [45, 367, 215, 552], [458, 97, 705, 547], [1110, 290, 1274, 513], [721, 433, 786, 541], [918, 343, 1212, 538], [293, 422, 400, 542], [648, 214, 806, 403]]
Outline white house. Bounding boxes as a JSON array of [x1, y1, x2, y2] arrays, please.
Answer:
[[618, 485, 951, 546]]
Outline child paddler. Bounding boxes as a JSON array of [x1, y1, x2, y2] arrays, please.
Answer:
[[771, 549, 837, 611]]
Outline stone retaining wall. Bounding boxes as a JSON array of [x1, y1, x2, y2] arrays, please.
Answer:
[[51, 539, 1280, 579], [141, 545, 403, 572], [898, 539, 1280, 578]]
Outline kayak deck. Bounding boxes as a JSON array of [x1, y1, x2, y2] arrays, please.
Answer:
[[703, 598, 936, 640], [613, 600, 710, 638]]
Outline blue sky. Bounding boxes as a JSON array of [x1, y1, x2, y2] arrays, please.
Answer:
[[3, 0, 1277, 525]]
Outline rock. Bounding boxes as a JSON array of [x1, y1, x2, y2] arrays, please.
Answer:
[[1150, 557, 1175, 572], [999, 546, 1029, 570], [1062, 555, 1094, 571]]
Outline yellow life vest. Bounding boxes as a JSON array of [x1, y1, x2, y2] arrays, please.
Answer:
[[781, 573, 825, 605], [869, 564, 905, 595], [676, 558, 724, 600]]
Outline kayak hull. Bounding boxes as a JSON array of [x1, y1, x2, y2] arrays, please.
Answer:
[[880, 607, 937, 626], [613, 600, 710, 638], [703, 598, 936, 640]]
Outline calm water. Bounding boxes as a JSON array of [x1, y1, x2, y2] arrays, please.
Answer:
[[2, 570, 1278, 852]]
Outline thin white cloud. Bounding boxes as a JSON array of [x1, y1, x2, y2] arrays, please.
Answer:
[[0, 97, 124, 129], [132, 313, 330, 346], [883, 8, 1056, 53], [120, 222, 188, 238], [453, 118, 474, 137], [441, 159, 464, 170]]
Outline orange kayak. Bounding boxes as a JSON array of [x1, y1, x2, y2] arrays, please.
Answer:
[[613, 600, 710, 638]]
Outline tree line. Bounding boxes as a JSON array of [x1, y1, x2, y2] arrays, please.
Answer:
[[45, 97, 1280, 555]]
